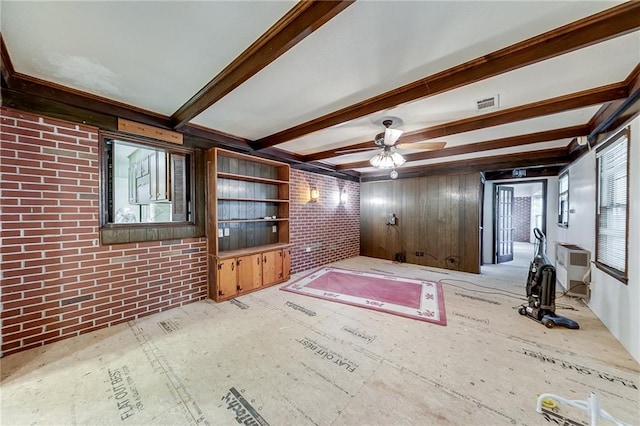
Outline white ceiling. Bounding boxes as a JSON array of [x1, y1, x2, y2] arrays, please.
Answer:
[[2, 1, 638, 177]]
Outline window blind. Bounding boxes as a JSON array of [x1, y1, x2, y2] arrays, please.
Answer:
[[596, 132, 628, 274]]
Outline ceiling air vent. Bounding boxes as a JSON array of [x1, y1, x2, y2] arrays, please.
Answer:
[[475, 94, 499, 111]]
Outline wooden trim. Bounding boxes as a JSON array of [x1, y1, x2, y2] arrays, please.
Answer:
[[6, 71, 172, 129], [118, 118, 183, 145], [180, 122, 252, 150], [171, 0, 355, 129], [216, 243, 293, 260], [0, 33, 15, 85], [253, 2, 640, 149], [310, 84, 625, 161], [483, 166, 564, 180], [336, 125, 587, 170]]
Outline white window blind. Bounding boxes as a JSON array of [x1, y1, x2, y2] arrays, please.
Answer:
[[596, 130, 628, 275], [558, 172, 569, 226]]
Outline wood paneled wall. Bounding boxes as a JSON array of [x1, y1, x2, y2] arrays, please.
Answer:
[[360, 173, 481, 273]]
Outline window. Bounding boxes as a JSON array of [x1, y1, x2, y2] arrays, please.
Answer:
[[558, 172, 569, 227], [595, 128, 629, 283], [99, 131, 204, 244]]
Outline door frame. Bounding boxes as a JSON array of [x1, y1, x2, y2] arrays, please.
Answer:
[[491, 179, 547, 264], [495, 185, 515, 263]]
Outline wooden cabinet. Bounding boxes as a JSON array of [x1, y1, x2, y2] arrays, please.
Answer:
[[210, 248, 290, 302], [206, 148, 292, 302], [127, 148, 169, 204]]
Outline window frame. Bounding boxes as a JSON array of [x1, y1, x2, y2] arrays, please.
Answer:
[[558, 171, 569, 227], [98, 130, 205, 245], [594, 127, 629, 284]]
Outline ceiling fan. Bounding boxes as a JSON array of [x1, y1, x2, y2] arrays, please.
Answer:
[[336, 119, 447, 171]]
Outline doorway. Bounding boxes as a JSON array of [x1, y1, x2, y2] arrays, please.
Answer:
[[482, 180, 547, 282]]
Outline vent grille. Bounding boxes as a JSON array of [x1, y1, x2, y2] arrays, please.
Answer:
[[475, 95, 499, 111]]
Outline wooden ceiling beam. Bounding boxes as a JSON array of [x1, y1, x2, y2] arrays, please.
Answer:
[[401, 83, 626, 143], [253, 2, 640, 150], [334, 124, 589, 170], [171, 0, 355, 129], [304, 82, 624, 162], [360, 147, 571, 181]]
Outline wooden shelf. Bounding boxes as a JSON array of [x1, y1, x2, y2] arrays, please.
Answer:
[[217, 243, 292, 260], [206, 147, 291, 302], [217, 172, 288, 185], [218, 218, 289, 223], [218, 197, 289, 203]]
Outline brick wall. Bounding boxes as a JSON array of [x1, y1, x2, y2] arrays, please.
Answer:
[[0, 107, 208, 356], [289, 169, 360, 273], [0, 107, 361, 356], [513, 196, 531, 242]]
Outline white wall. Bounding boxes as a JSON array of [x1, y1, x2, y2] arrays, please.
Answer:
[[482, 116, 639, 362], [561, 116, 639, 364]]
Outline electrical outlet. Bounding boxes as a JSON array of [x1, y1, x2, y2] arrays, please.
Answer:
[[305, 247, 311, 252], [218, 228, 223, 238], [272, 225, 277, 233], [224, 228, 230, 236]]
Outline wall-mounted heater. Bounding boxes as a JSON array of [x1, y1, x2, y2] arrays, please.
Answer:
[[555, 243, 590, 298]]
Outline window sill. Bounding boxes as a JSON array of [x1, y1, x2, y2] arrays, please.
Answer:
[[100, 222, 204, 245], [594, 261, 628, 285]]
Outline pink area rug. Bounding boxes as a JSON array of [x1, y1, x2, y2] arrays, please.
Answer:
[[280, 267, 446, 325]]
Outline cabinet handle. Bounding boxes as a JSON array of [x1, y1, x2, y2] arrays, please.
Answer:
[[257, 257, 260, 265], [231, 262, 234, 271], [263, 256, 267, 263], [237, 259, 241, 265]]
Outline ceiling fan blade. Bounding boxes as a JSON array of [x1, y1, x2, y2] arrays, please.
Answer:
[[335, 146, 380, 154], [396, 141, 447, 150]]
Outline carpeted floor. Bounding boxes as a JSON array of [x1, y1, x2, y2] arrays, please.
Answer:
[[1, 256, 638, 425]]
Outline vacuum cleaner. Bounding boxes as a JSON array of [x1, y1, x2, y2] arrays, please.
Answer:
[[518, 228, 579, 329]]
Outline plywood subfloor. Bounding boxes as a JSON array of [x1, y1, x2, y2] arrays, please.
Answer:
[[2, 256, 638, 425]]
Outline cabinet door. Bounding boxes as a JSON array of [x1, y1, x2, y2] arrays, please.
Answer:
[[237, 254, 262, 293], [156, 150, 168, 201], [282, 248, 291, 281], [128, 162, 138, 204], [262, 251, 278, 286], [275, 250, 284, 282], [148, 152, 157, 201], [216, 258, 237, 300]]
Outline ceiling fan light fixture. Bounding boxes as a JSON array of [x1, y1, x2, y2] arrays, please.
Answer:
[[369, 150, 406, 169], [384, 128, 403, 146]]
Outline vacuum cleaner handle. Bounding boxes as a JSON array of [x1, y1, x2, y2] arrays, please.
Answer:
[[533, 227, 548, 258]]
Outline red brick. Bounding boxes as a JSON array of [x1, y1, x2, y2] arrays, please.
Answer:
[[46, 318, 80, 331], [95, 313, 123, 326], [22, 302, 58, 314], [24, 331, 60, 346], [23, 316, 60, 330], [4, 327, 44, 341]]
